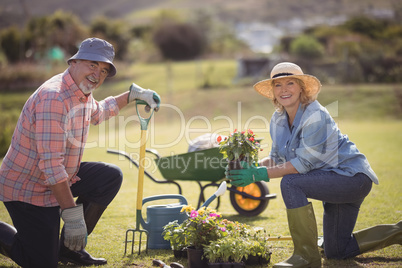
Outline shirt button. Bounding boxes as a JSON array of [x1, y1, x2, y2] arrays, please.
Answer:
[[292, 148, 295, 152]]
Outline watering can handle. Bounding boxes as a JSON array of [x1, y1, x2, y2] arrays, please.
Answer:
[[136, 100, 154, 130], [140, 194, 188, 229], [142, 194, 188, 206]]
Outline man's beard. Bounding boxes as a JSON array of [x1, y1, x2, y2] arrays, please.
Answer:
[[79, 81, 96, 95]]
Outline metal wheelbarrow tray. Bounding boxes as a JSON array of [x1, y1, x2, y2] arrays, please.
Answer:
[[108, 147, 276, 216]]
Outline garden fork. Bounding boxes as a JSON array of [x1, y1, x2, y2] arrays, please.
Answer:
[[124, 99, 155, 255]]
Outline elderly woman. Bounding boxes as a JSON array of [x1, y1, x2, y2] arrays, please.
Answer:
[[226, 62, 401, 268]]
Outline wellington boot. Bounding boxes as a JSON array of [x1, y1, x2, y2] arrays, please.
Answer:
[[0, 221, 16, 258], [274, 203, 321, 268], [354, 221, 402, 254]]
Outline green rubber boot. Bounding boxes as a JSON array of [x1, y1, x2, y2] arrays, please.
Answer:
[[273, 203, 321, 268], [354, 221, 402, 254]]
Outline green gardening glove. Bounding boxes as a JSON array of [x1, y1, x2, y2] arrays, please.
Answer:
[[226, 162, 269, 187]]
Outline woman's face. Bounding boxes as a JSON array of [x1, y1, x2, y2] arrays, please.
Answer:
[[273, 77, 302, 111]]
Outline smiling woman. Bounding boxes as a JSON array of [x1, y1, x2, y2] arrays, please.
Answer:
[[225, 62, 401, 268]]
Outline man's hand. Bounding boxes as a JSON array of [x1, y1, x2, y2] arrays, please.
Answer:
[[226, 162, 270, 187], [60, 204, 87, 251], [128, 83, 161, 111]]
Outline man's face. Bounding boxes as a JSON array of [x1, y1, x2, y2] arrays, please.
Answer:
[[69, 60, 111, 95]]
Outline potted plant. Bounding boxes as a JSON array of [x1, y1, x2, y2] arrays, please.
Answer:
[[203, 225, 272, 267], [181, 206, 229, 250], [162, 220, 187, 258], [163, 205, 232, 268], [204, 236, 248, 267], [217, 129, 261, 170], [163, 205, 272, 267], [243, 227, 272, 265]]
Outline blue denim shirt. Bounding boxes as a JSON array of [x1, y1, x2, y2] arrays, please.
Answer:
[[269, 101, 378, 184]]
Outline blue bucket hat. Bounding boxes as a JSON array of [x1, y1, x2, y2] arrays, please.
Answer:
[[67, 38, 117, 77]]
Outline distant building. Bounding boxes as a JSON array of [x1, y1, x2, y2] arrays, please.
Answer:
[[235, 22, 283, 54]]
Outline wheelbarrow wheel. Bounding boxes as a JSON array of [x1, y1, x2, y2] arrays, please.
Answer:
[[229, 181, 269, 216]]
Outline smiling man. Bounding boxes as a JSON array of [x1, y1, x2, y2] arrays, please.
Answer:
[[0, 38, 161, 267]]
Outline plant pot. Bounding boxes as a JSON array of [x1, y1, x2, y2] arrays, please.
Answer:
[[227, 156, 249, 170], [187, 246, 208, 268], [173, 248, 187, 258], [208, 262, 245, 268], [244, 254, 271, 265], [231, 262, 245, 268], [228, 159, 242, 170]]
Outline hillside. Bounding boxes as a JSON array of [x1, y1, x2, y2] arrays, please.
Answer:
[[0, 0, 398, 29]]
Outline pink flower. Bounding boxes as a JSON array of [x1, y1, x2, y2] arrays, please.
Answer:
[[220, 227, 226, 232], [249, 137, 255, 142], [190, 210, 198, 219], [248, 129, 253, 135]]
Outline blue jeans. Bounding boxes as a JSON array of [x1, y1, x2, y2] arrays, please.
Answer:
[[4, 162, 122, 268], [280, 170, 372, 259]]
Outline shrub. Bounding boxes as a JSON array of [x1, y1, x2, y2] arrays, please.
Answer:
[[290, 35, 325, 60], [153, 22, 206, 61]]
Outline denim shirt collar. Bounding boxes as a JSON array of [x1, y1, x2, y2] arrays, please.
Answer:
[[282, 103, 305, 132]]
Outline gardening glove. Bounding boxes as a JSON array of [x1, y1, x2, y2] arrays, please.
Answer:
[[128, 82, 161, 112], [226, 162, 269, 187], [60, 204, 87, 251]]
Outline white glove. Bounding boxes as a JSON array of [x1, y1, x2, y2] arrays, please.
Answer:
[[128, 83, 161, 111], [60, 204, 87, 251]]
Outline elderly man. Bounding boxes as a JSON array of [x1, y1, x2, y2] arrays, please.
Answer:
[[0, 37, 160, 267]]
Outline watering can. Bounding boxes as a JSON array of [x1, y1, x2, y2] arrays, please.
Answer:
[[140, 194, 188, 249]]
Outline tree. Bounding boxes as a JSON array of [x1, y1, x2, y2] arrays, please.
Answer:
[[290, 35, 324, 60], [153, 22, 206, 61], [0, 26, 22, 63], [25, 11, 87, 60], [90, 16, 131, 60]]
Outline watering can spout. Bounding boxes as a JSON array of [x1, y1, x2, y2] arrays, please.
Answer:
[[200, 181, 227, 208], [215, 181, 227, 197]]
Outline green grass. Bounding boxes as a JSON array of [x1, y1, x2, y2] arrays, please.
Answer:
[[0, 60, 401, 267]]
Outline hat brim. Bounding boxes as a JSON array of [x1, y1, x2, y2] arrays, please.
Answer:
[[67, 52, 117, 77], [253, 74, 321, 99]]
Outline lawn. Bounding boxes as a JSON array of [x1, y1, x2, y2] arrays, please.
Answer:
[[0, 60, 401, 267]]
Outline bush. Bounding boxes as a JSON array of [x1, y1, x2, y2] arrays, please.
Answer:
[[153, 22, 206, 61], [290, 35, 325, 60], [0, 26, 23, 63]]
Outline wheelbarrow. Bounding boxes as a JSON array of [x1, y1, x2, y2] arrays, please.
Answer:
[[108, 147, 276, 217]]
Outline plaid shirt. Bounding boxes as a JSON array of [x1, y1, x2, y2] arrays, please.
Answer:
[[0, 70, 120, 207]]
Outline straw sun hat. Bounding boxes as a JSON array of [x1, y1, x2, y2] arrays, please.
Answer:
[[253, 62, 321, 99]]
